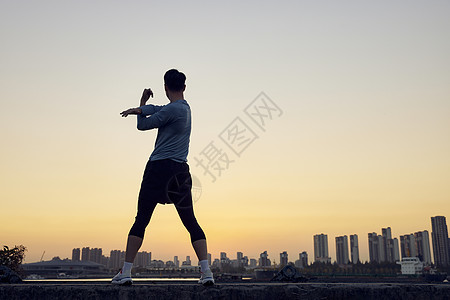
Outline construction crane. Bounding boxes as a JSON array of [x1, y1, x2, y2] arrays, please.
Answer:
[[40, 251, 45, 262]]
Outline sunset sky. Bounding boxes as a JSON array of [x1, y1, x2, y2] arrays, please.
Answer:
[[1, 0, 449, 265]]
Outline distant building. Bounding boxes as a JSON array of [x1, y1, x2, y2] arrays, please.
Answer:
[[220, 252, 230, 267], [135, 251, 151, 267], [382, 227, 392, 261], [397, 257, 424, 275], [182, 256, 191, 266], [151, 260, 165, 268], [212, 258, 220, 268], [259, 251, 271, 267], [109, 250, 125, 270], [207, 253, 212, 266], [165, 261, 175, 268], [350, 235, 359, 264], [237, 252, 245, 267], [314, 234, 331, 263], [431, 216, 450, 267], [300, 251, 308, 267], [243, 256, 249, 267], [382, 227, 399, 263], [89, 248, 102, 264], [335, 236, 349, 265], [81, 247, 90, 262], [174, 256, 179, 268], [414, 231, 432, 265], [295, 251, 308, 268], [72, 248, 80, 262], [249, 258, 258, 268], [400, 234, 417, 259], [23, 257, 107, 278], [237, 252, 243, 262], [386, 238, 400, 263], [101, 255, 109, 267], [280, 251, 288, 267], [368, 232, 385, 263]]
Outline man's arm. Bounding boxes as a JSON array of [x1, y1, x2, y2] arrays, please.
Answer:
[[137, 106, 173, 130], [140, 104, 165, 116], [120, 107, 142, 117], [140, 88, 153, 106]]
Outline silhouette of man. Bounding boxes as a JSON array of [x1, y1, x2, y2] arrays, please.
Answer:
[[112, 69, 214, 286]]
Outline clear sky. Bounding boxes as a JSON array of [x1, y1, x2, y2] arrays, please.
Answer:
[[1, 0, 449, 265]]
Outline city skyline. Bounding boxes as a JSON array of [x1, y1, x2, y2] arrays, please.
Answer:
[[2, 1, 449, 266], [33, 215, 448, 268]]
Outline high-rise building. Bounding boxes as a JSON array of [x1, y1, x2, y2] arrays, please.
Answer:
[[89, 248, 102, 264], [431, 216, 450, 267], [368, 229, 400, 263], [386, 238, 400, 262], [135, 251, 151, 267], [259, 251, 271, 267], [174, 256, 179, 268], [400, 234, 417, 259], [207, 253, 212, 266], [350, 235, 359, 264], [382, 228, 392, 261], [109, 250, 125, 270], [244, 256, 249, 267], [250, 259, 257, 268], [72, 248, 80, 262], [220, 252, 229, 266], [368, 233, 385, 263], [393, 238, 400, 262], [295, 251, 308, 268], [236, 252, 247, 267], [81, 247, 90, 262], [181, 256, 191, 266], [381, 227, 400, 263], [314, 234, 331, 263], [300, 251, 308, 267], [237, 252, 243, 267], [101, 255, 109, 267], [280, 251, 288, 267], [335, 236, 349, 265], [415, 231, 432, 265]]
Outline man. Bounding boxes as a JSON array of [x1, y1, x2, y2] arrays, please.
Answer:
[[112, 69, 214, 286]]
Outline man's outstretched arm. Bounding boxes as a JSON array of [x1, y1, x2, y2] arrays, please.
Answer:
[[136, 107, 173, 130]]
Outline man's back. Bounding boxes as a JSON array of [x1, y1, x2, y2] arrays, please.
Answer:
[[137, 99, 191, 163]]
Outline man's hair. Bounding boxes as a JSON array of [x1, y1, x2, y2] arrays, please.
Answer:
[[164, 69, 186, 92]]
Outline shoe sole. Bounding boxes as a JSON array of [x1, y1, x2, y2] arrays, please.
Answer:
[[111, 278, 133, 286], [202, 280, 214, 286]]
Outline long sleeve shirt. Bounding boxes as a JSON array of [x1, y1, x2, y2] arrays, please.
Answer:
[[137, 99, 191, 163]]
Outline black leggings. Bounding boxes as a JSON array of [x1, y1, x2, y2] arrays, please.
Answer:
[[128, 159, 206, 242]]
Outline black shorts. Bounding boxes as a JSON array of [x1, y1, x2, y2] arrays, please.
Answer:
[[129, 158, 205, 240], [139, 159, 192, 206]]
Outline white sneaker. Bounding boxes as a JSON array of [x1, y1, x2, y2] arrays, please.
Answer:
[[198, 269, 214, 286], [111, 270, 132, 285]]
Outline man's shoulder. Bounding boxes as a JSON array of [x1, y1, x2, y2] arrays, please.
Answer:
[[168, 100, 190, 110]]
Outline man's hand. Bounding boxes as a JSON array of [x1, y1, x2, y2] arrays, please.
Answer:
[[140, 88, 153, 106], [120, 107, 142, 117]]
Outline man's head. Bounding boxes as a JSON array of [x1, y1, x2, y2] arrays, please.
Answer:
[[164, 69, 186, 93]]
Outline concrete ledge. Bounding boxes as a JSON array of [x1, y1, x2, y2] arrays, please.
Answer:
[[1, 282, 450, 300]]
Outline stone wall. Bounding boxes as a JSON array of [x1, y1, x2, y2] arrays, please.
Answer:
[[1, 283, 449, 300]]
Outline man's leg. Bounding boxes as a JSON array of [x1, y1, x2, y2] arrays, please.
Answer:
[[175, 204, 214, 285], [192, 239, 207, 261], [112, 178, 158, 285], [125, 235, 144, 263]]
